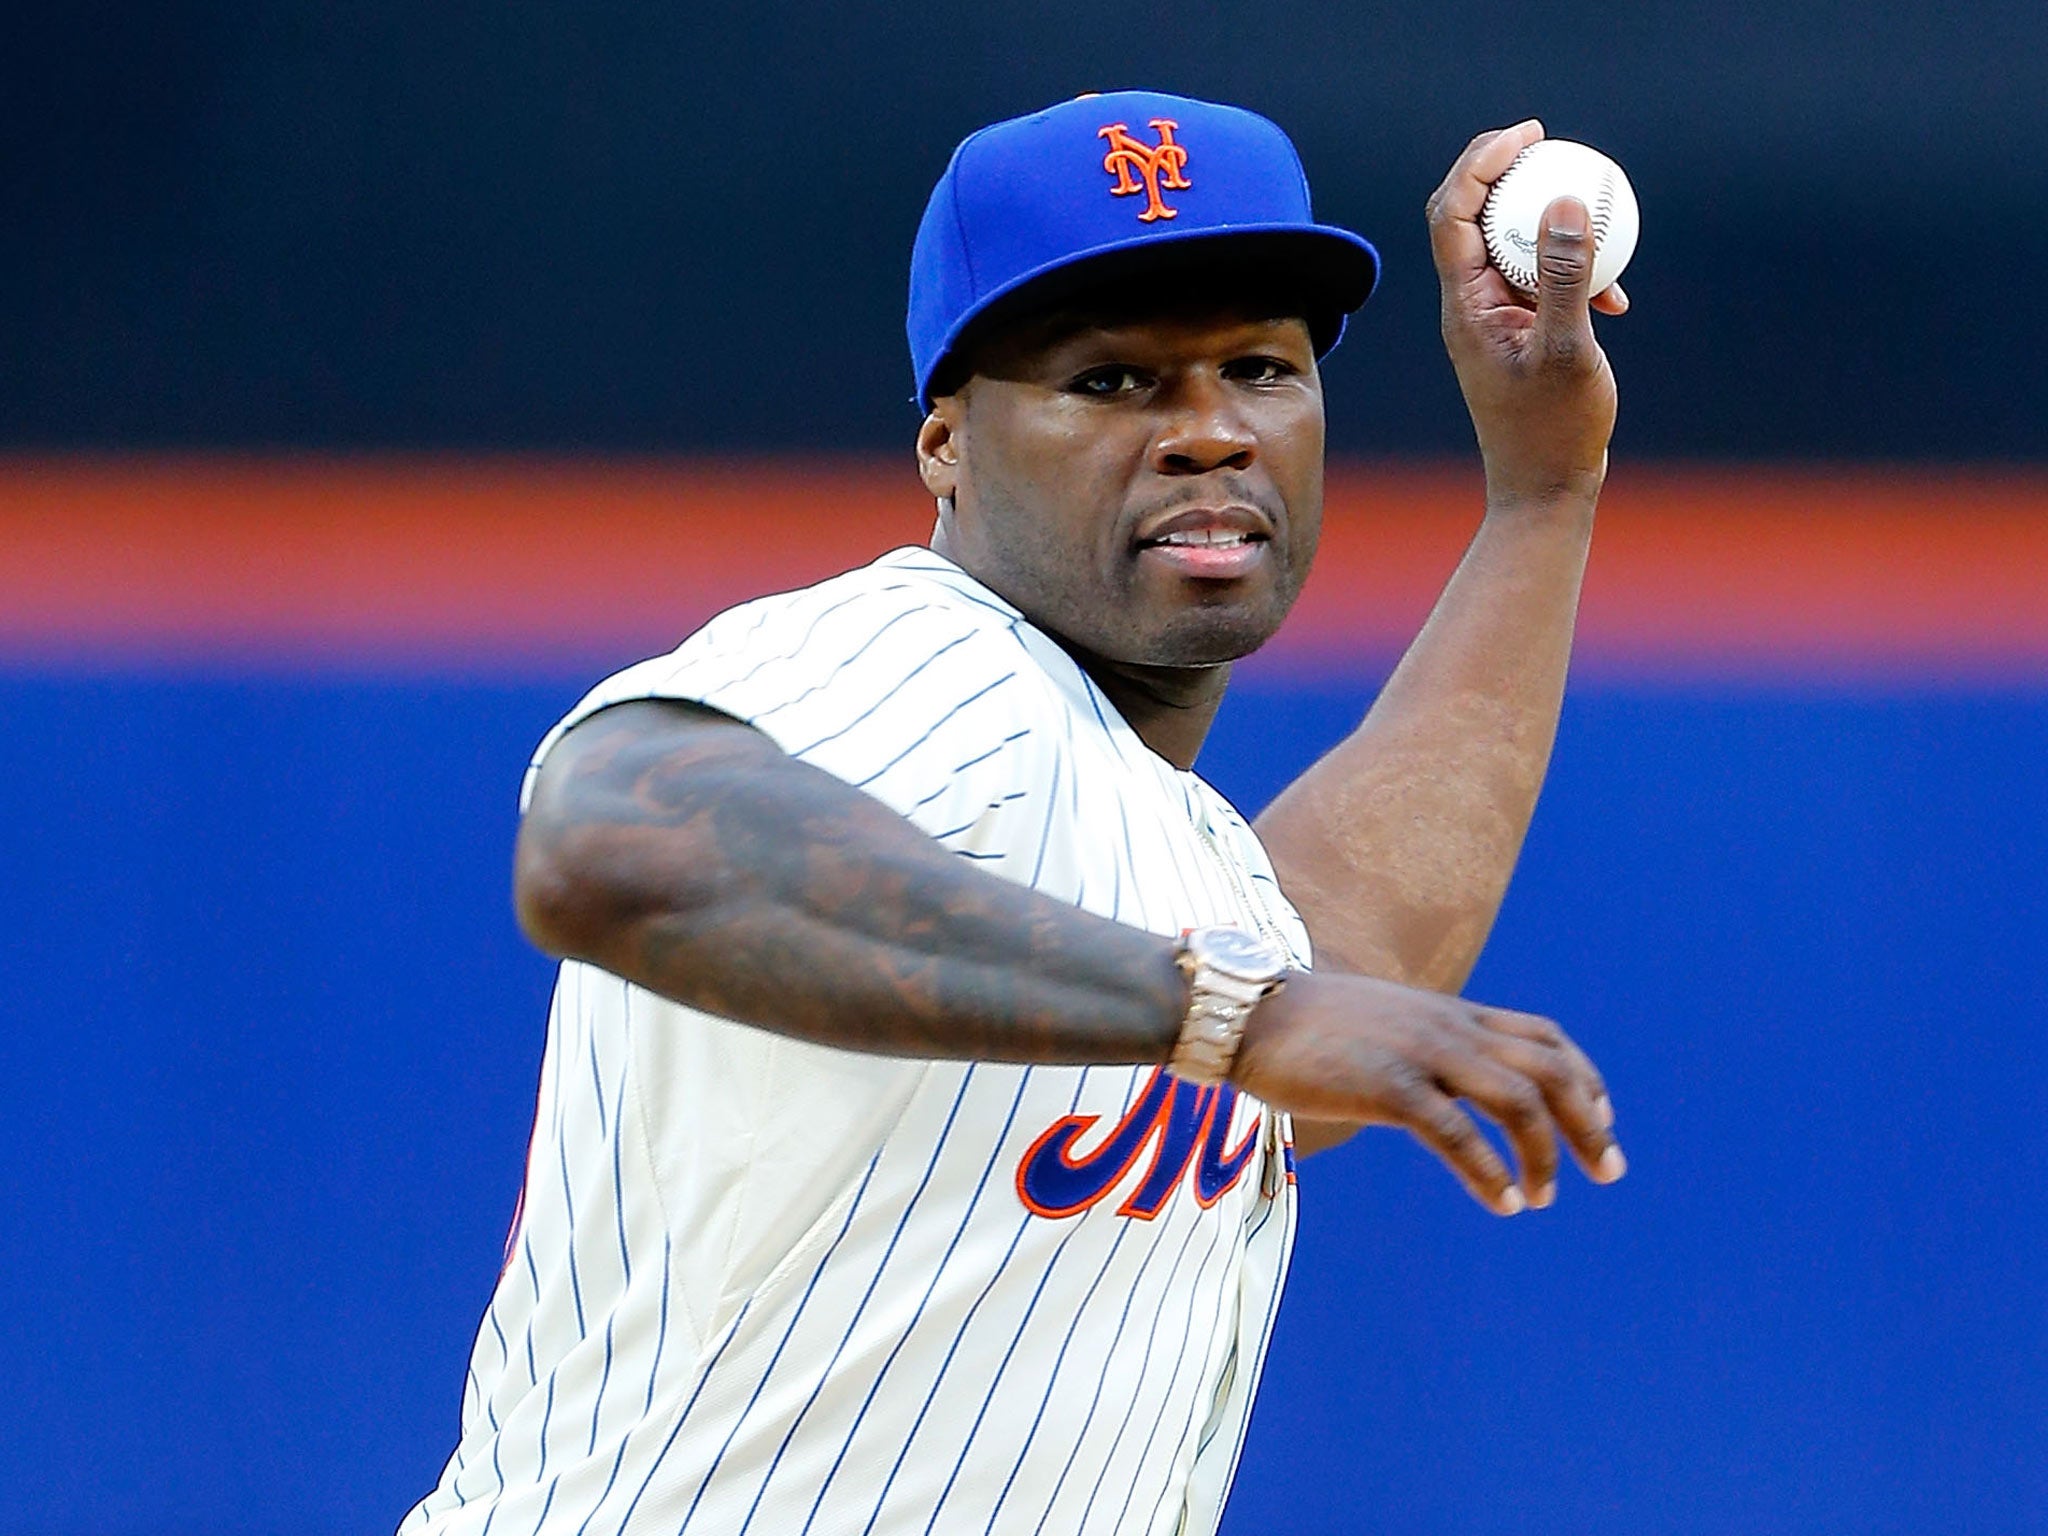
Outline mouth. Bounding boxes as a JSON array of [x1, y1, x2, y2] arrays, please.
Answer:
[[1133, 507, 1273, 581]]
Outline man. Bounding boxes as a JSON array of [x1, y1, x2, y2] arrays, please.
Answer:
[[400, 89, 1628, 1535]]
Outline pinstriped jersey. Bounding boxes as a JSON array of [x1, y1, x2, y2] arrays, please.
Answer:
[[399, 546, 1312, 1536]]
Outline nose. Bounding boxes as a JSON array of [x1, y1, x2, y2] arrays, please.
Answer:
[[1151, 370, 1256, 476]]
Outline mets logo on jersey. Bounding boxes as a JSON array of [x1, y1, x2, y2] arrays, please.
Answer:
[[1098, 118, 1192, 222], [1017, 1066, 1260, 1219]]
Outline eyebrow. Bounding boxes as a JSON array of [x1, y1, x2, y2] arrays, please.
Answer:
[[952, 311, 1313, 396], [1023, 312, 1313, 358]]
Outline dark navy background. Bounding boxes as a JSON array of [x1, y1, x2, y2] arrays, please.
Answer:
[[5, 0, 2046, 458], [3, 670, 2042, 1533]]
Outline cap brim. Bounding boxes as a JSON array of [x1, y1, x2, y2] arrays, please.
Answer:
[[920, 224, 1381, 408]]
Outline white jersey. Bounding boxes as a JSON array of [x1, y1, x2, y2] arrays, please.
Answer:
[[400, 547, 1312, 1536]]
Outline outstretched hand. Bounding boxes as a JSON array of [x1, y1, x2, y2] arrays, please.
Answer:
[[1233, 969, 1625, 1216], [1428, 120, 1624, 506]]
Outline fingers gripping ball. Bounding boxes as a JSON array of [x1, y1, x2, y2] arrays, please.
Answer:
[[1479, 139, 1639, 297]]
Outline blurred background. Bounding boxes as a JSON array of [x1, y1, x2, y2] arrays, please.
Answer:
[[2, 3, 2043, 1533]]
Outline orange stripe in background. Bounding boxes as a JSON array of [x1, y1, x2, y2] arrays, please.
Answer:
[[1, 456, 2043, 683]]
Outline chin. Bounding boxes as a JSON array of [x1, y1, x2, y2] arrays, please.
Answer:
[[1136, 606, 1288, 668]]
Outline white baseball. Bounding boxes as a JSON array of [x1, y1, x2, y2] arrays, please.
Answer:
[[1479, 138, 1639, 298]]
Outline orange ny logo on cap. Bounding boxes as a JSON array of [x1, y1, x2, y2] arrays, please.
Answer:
[[1098, 118, 1191, 222]]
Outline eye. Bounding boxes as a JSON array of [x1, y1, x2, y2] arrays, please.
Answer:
[[1222, 355, 1300, 385], [1067, 364, 1152, 398]]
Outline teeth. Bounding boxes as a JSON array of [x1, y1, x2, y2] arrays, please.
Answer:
[[1156, 529, 1249, 547]]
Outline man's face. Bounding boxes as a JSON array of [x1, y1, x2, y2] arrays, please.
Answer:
[[922, 301, 1326, 670]]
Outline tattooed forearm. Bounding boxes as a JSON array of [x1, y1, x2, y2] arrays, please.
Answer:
[[514, 700, 1187, 1065]]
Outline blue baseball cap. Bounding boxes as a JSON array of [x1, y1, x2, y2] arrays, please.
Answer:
[[908, 90, 1380, 409]]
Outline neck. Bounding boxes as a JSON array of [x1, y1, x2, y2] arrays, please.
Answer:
[[925, 527, 1229, 769], [1056, 640, 1230, 770]]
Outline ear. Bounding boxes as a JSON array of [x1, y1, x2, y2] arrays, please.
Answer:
[[915, 398, 964, 501]]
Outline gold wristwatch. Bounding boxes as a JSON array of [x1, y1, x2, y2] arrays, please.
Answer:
[[1168, 926, 1291, 1085]]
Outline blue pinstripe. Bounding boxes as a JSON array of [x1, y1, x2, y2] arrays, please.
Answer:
[[1201, 1178, 1297, 1491], [556, 1137, 586, 1340], [853, 671, 1018, 789], [1079, 686, 1161, 935], [1099, 1212, 1238, 1534], [568, 992, 634, 1473], [952, 726, 1031, 777], [1026, 751, 1062, 888], [482, 1367, 556, 1536], [733, 1067, 981, 1531], [1077, 673, 1140, 771], [931, 799, 1020, 841], [794, 1067, 1040, 1536], [466, 1368, 489, 1441], [856, 1072, 1094, 1536], [485, 1433, 507, 1526], [661, 1146, 891, 1532], [644, 1235, 671, 1419], [696, 588, 876, 702], [1070, 1206, 1222, 1533], [785, 633, 974, 758], [972, 786, 1146, 1536], [1176, 1138, 1300, 1505], [916, 1221, 1079, 1535], [567, 1238, 674, 1536], [607, 1051, 632, 1289], [522, 1242, 542, 1386], [914, 1071, 1147, 1536], [451, 1378, 473, 1506], [1048, 697, 1093, 911], [982, 1219, 1135, 1530], [885, 556, 1024, 626], [524, 1065, 629, 1519], [1191, 1196, 1280, 1469], [602, 1289, 760, 1536], [524, 1472, 560, 1535], [585, 1026, 607, 1141], [1022, 1195, 1192, 1536], [857, 1217, 1036, 1536], [586, 1322, 617, 1464], [912, 726, 1032, 815], [754, 608, 946, 728]]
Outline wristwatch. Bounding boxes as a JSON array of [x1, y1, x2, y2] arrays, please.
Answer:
[[1168, 926, 1291, 1085]]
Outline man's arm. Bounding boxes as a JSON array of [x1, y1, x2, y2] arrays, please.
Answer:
[[516, 697, 1621, 1214], [1256, 124, 1623, 1156], [516, 698, 1189, 1064]]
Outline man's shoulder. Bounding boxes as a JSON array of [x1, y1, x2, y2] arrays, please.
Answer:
[[521, 550, 1084, 812], [699, 547, 1024, 658], [654, 546, 1045, 715]]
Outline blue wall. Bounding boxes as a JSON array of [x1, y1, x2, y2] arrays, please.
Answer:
[[2, 672, 2043, 1532]]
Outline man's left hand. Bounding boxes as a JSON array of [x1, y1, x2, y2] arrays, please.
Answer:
[[1427, 121, 1624, 506]]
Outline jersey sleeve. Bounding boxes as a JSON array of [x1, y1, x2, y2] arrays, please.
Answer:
[[520, 563, 1067, 871]]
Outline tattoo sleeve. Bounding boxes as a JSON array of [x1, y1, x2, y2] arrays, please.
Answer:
[[514, 699, 1187, 1064]]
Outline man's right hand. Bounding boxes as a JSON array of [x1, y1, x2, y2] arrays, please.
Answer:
[[1233, 971, 1624, 1215]]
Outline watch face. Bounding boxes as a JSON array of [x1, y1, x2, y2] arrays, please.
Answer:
[[1195, 926, 1284, 977]]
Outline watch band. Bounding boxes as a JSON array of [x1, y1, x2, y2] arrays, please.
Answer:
[[1168, 927, 1289, 1085]]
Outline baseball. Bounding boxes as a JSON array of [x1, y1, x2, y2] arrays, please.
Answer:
[[1479, 138, 1639, 298]]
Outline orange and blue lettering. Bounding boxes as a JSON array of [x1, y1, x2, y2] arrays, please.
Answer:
[[1017, 1067, 1262, 1219]]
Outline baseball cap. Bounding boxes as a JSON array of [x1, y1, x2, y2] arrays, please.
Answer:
[[908, 89, 1380, 409]]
